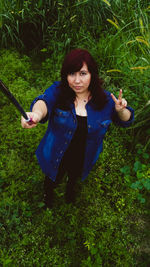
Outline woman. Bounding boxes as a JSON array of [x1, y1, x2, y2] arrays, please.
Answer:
[[21, 48, 134, 208]]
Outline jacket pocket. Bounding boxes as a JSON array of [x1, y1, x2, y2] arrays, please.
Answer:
[[54, 108, 70, 117], [53, 108, 71, 131], [97, 119, 112, 136], [100, 119, 112, 128]]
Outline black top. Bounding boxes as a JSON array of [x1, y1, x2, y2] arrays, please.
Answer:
[[63, 115, 88, 173]]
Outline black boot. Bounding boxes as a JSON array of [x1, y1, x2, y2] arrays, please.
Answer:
[[65, 180, 77, 204], [44, 176, 55, 209]]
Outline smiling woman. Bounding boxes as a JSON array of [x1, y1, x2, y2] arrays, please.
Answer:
[[21, 48, 134, 209]]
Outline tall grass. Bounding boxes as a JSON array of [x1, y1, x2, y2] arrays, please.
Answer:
[[98, 1, 150, 148], [0, 0, 114, 50], [0, 0, 150, 147], [0, 0, 58, 50], [0, 0, 149, 51]]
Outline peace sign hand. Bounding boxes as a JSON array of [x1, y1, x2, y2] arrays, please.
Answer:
[[111, 89, 132, 121], [111, 89, 127, 113]]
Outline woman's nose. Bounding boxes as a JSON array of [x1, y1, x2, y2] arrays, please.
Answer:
[[74, 74, 80, 83]]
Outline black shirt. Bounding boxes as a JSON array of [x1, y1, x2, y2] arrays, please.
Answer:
[[63, 115, 88, 173]]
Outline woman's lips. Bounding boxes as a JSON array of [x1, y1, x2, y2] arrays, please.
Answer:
[[74, 86, 82, 89]]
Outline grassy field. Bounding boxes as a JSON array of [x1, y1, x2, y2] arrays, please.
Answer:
[[0, 0, 150, 266]]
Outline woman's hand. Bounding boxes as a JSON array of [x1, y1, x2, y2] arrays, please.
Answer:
[[111, 89, 127, 112], [111, 89, 131, 121], [21, 111, 42, 129], [21, 100, 48, 128]]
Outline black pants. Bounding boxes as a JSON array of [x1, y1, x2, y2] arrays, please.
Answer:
[[44, 157, 83, 206]]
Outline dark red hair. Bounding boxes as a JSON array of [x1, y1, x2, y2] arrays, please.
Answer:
[[57, 48, 107, 110]]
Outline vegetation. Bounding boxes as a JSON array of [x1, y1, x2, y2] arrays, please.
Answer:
[[0, 0, 150, 266]]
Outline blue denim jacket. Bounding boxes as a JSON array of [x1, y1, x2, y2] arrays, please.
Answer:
[[30, 81, 134, 181]]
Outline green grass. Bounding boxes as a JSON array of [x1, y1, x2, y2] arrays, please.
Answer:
[[0, 1, 150, 264], [0, 49, 150, 266]]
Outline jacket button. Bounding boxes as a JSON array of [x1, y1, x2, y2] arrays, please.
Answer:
[[56, 159, 59, 162], [88, 125, 91, 128], [60, 151, 63, 154], [65, 141, 67, 144], [69, 131, 72, 134], [74, 119, 76, 123]]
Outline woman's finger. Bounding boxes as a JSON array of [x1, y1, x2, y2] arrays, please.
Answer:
[[118, 89, 122, 101], [111, 93, 118, 104], [121, 98, 127, 107]]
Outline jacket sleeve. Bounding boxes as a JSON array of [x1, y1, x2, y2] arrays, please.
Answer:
[[112, 105, 134, 127], [30, 81, 60, 123]]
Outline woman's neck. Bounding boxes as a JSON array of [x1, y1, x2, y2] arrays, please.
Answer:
[[76, 91, 91, 101]]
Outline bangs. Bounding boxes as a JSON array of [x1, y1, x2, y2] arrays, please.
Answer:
[[67, 60, 84, 74], [61, 49, 90, 77]]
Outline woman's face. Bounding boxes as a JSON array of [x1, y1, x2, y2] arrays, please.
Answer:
[[67, 62, 91, 94]]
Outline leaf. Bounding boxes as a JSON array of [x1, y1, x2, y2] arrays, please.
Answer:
[[102, 0, 111, 7], [137, 194, 145, 203], [106, 69, 122, 73], [137, 148, 143, 154], [38, 0, 43, 8], [126, 40, 136, 45], [136, 37, 150, 47], [120, 165, 130, 175], [38, 202, 45, 208], [140, 198, 146, 204], [133, 161, 142, 172], [142, 179, 150, 190], [139, 18, 144, 35], [40, 48, 47, 52], [107, 19, 120, 29], [84, 241, 91, 250], [136, 171, 143, 179], [143, 153, 149, 159], [130, 181, 143, 189], [91, 247, 98, 255], [73, 0, 89, 7], [130, 66, 150, 70], [70, 15, 77, 22]]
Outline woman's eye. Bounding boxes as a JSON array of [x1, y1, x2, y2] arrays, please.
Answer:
[[70, 72, 75, 76], [80, 72, 87, 76]]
